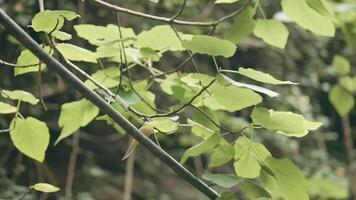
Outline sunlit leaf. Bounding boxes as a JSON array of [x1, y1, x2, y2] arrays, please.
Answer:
[[0, 102, 17, 114], [329, 84, 354, 116], [261, 157, 309, 200], [56, 43, 97, 63], [182, 35, 236, 58], [31, 183, 60, 193], [236, 68, 298, 85], [1, 90, 39, 105], [10, 117, 50, 162], [56, 99, 99, 144], [253, 19, 289, 48], [234, 137, 270, 178], [332, 55, 350, 75], [251, 107, 322, 137], [84, 67, 120, 89], [135, 25, 191, 52], [32, 10, 79, 33], [281, 0, 335, 36], [218, 73, 279, 97], [15, 47, 52, 76], [74, 24, 136, 46], [151, 117, 178, 134]]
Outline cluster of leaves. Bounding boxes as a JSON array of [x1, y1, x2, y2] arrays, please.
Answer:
[[0, 0, 346, 199], [328, 55, 356, 116]]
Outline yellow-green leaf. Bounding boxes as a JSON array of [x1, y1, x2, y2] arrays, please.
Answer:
[[56, 43, 97, 63], [281, 0, 335, 36], [261, 157, 309, 200], [0, 102, 17, 114], [251, 107, 322, 137], [32, 10, 79, 33], [237, 68, 298, 85], [56, 99, 99, 144], [31, 183, 60, 193], [234, 137, 270, 178], [329, 84, 354, 116], [182, 35, 236, 58], [253, 19, 289, 48], [10, 117, 50, 162], [1, 90, 39, 105]]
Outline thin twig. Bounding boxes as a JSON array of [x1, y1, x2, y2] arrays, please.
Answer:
[[91, 0, 252, 27], [169, 24, 199, 72], [113, 12, 165, 113], [0, 12, 220, 198], [65, 132, 80, 198], [123, 149, 135, 200], [0, 59, 41, 68], [149, 79, 216, 118], [170, 0, 187, 21]]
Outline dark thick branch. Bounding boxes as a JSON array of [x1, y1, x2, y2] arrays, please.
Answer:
[[0, 10, 219, 199]]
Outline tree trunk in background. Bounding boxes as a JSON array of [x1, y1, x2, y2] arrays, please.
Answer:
[[341, 116, 356, 200]]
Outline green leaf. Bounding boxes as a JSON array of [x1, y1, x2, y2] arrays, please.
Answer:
[[329, 85, 354, 116], [74, 24, 136, 46], [15, 47, 52, 76], [237, 68, 298, 85], [1, 90, 39, 105], [187, 119, 215, 139], [52, 30, 72, 41], [0, 102, 17, 114], [202, 172, 240, 188], [218, 73, 279, 97], [332, 55, 351, 75], [281, 0, 335, 36], [209, 144, 234, 167], [182, 35, 236, 58], [135, 25, 191, 52], [251, 107, 322, 137], [338, 76, 355, 92], [56, 99, 99, 144], [306, 0, 334, 19], [180, 134, 221, 164], [234, 137, 271, 178], [224, 6, 256, 44], [261, 157, 309, 200], [56, 43, 97, 63], [10, 117, 50, 162], [215, 0, 240, 4], [212, 83, 263, 112], [253, 19, 289, 48], [151, 117, 178, 134], [84, 67, 120, 90], [31, 183, 60, 193], [240, 181, 271, 199], [31, 10, 79, 33]]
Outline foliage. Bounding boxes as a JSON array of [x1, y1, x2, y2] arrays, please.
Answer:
[[0, 0, 355, 199]]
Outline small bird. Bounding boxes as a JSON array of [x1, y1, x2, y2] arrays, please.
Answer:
[[122, 121, 155, 160]]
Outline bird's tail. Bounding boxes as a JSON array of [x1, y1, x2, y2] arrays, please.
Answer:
[[122, 143, 138, 160]]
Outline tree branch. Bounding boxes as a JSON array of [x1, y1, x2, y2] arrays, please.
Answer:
[[91, 0, 252, 27], [0, 10, 219, 199]]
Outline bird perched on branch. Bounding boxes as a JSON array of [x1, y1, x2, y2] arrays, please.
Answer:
[[122, 121, 155, 160]]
